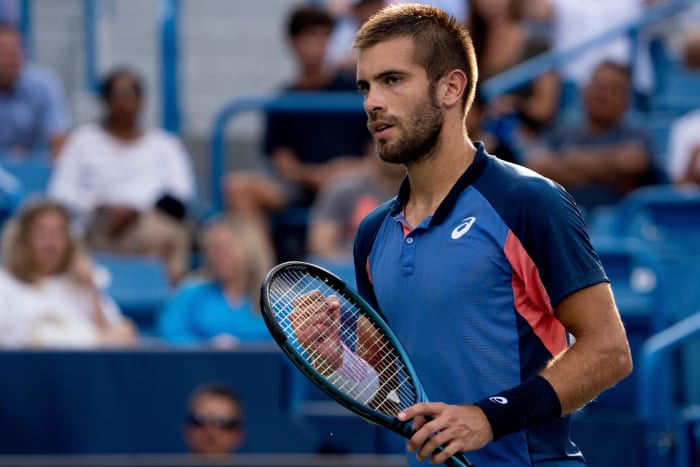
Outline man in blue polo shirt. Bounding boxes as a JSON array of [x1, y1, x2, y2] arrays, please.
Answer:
[[0, 22, 70, 157], [295, 4, 632, 466]]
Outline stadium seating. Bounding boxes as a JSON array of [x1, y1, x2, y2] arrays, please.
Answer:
[[650, 65, 700, 116], [93, 253, 172, 333], [0, 157, 52, 197]]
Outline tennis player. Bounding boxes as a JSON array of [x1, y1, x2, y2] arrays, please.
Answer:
[[295, 4, 632, 466]]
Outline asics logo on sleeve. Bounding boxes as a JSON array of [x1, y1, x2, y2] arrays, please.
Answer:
[[451, 217, 476, 239], [489, 396, 509, 405]]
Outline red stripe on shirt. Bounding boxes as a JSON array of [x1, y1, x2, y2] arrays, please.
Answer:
[[504, 230, 568, 357]]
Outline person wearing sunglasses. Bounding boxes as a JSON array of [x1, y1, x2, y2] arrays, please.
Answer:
[[183, 383, 245, 456]]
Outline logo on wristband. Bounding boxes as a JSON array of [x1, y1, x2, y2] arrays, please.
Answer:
[[489, 396, 509, 405]]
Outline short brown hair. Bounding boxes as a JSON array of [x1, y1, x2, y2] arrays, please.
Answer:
[[352, 3, 478, 114], [2, 199, 76, 284]]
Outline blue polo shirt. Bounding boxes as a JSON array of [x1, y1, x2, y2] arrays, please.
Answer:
[[354, 143, 607, 466], [0, 63, 70, 154]]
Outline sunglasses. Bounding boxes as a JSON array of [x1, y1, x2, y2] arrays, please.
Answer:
[[187, 413, 242, 430]]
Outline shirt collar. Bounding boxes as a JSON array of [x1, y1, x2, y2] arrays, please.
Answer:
[[388, 141, 490, 226]]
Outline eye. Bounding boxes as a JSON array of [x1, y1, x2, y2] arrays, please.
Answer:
[[385, 75, 401, 85], [357, 83, 369, 95]]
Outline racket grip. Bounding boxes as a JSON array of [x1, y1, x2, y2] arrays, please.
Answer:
[[444, 451, 475, 467], [397, 420, 475, 467]]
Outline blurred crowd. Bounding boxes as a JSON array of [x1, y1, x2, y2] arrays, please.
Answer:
[[0, 0, 698, 355]]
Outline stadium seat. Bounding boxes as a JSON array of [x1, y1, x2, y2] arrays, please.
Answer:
[[650, 65, 700, 115], [0, 156, 52, 198], [93, 253, 172, 333], [610, 187, 700, 429]]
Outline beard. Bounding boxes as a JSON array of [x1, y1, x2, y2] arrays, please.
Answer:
[[372, 86, 443, 165]]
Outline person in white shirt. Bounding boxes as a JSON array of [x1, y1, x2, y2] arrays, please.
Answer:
[[0, 199, 136, 348], [48, 68, 195, 283], [667, 108, 700, 185]]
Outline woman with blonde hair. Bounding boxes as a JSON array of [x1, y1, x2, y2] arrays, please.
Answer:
[[0, 199, 137, 347], [158, 215, 274, 346]]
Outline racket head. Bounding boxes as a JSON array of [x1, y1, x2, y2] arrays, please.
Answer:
[[260, 261, 426, 433]]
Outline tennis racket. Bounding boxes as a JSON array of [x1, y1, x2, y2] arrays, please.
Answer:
[[259, 261, 475, 467]]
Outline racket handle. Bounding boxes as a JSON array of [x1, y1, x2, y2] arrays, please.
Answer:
[[444, 451, 475, 467], [396, 420, 476, 467]]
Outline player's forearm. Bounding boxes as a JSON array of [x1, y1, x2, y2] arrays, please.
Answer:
[[539, 285, 633, 414], [539, 331, 632, 414]]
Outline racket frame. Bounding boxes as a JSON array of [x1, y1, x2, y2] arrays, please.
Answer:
[[260, 261, 475, 467], [260, 261, 425, 438]]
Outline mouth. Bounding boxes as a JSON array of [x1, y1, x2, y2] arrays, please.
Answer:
[[371, 121, 395, 139]]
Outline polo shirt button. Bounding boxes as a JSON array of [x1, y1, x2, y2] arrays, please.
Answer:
[[406, 237, 414, 244]]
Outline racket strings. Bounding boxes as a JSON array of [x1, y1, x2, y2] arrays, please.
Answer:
[[268, 271, 417, 415]]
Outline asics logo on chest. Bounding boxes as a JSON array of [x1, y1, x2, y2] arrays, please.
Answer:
[[450, 217, 476, 239]]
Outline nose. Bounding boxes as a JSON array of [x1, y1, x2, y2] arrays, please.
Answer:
[[363, 87, 385, 115]]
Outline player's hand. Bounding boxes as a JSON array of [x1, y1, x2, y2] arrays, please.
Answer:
[[290, 291, 343, 375], [398, 402, 493, 464]]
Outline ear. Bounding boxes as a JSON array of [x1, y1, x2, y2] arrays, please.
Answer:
[[438, 69, 468, 109]]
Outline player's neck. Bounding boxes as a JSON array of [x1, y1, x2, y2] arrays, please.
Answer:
[[404, 132, 476, 227]]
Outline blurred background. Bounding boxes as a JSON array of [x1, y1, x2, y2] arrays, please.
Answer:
[[0, 0, 699, 466]]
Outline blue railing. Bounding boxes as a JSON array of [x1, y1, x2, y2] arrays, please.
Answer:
[[18, 0, 31, 57], [158, 0, 181, 134], [82, 0, 99, 93], [639, 310, 700, 467], [480, 0, 695, 100], [208, 91, 365, 212]]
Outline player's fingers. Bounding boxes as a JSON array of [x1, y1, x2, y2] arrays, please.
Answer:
[[398, 402, 444, 422], [412, 418, 451, 458], [412, 414, 428, 431], [420, 428, 463, 464]]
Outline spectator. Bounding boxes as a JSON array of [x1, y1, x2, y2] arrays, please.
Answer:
[[184, 383, 245, 456], [48, 67, 196, 283], [0, 199, 136, 348], [324, 0, 384, 74], [158, 216, 273, 346], [666, 32, 700, 186], [682, 28, 700, 69], [467, 0, 560, 161], [0, 22, 71, 157], [307, 144, 404, 260], [667, 108, 700, 185], [525, 60, 660, 217], [224, 5, 370, 260]]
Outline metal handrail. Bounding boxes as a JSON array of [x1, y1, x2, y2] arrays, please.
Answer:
[[639, 310, 700, 466], [480, 0, 695, 100], [82, 0, 98, 93], [158, 0, 181, 134], [208, 91, 365, 212], [18, 0, 31, 57]]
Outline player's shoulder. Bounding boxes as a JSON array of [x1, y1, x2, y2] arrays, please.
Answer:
[[476, 154, 583, 229], [481, 156, 567, 203]]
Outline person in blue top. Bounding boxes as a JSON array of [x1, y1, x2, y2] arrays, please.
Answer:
[[158, 216, 274, 346], [0, 22, 71, 157], [294, 4, 632, 466]]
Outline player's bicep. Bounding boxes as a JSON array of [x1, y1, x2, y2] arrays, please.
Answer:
[[554, 282, 625, 343]]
